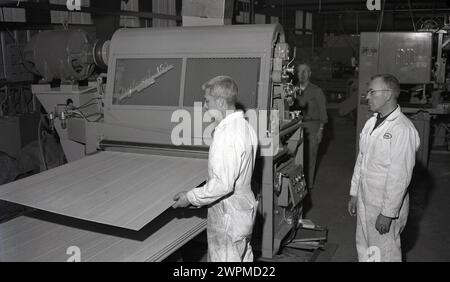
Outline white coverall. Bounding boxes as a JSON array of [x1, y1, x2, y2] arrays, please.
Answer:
[[350, 106, 420, 262], [186, 111, 258, 262]]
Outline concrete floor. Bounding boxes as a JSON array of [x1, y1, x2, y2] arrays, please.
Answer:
[[305, 112, 450, 262]]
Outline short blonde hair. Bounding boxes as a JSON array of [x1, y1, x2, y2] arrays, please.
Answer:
[[202, 75, 238, 106]]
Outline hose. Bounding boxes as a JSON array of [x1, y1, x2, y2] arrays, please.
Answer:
[[68, 109, 103, 122], [37, 116, 48, 171]]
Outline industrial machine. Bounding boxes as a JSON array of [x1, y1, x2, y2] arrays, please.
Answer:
[[0, 24, 320, 261], [357, 31, 450, 168], [0, 30, 40, 162]]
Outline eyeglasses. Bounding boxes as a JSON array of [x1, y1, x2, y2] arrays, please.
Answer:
[[366, 89, 391, 96]]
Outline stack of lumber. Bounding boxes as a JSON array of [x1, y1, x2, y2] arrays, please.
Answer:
[[0, 151, 208, 261]]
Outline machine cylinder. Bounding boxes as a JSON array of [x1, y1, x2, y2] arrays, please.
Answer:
[[23, 30, 98, 82], [93, 39, 110, 70]]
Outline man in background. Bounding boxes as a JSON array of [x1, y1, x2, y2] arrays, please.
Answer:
[[288, 62, 328, 190]]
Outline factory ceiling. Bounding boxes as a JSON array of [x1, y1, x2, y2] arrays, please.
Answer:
[[1, 0, 450, 33], [251, 0, 450, 33], [255, 0, 450, 13]]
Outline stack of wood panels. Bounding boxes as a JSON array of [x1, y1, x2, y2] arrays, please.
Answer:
[[0, 209, 206, 261], [0, 151, 208, 261]]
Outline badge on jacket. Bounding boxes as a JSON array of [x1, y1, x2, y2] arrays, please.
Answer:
[[383, 133, 392, 139]]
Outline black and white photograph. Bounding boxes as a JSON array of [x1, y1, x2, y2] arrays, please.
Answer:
[[0, 0, 449, 267]]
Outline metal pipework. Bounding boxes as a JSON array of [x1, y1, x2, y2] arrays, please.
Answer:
[[272, 43, 296, 83], [272, 42, 290, 83], [93, 39, 110, 70], [23, 30, 110, 82]]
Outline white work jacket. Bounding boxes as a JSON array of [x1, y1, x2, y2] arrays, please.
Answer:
[[186, 110, 258, 206], [350, 106, 420, 218]]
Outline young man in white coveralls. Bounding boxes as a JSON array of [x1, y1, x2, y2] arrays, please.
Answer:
[[172, 75, 258, 262]]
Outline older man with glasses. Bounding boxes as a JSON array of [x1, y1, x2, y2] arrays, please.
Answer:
[[348, 74, 420, 262]]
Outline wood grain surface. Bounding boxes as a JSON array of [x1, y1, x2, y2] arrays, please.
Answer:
[[0, 151, 208, 230], [0, 209, 206, 262]]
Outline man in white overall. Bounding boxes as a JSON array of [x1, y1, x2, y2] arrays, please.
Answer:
[[348, 74, 420, 262], [172, 75, 258, 262]]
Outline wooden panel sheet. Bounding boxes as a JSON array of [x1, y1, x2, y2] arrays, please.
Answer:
[[0, 151, 208, 230], [0, 209, 206, 262]]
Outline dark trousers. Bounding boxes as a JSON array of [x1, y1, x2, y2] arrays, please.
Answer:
[[303, 121, 320, 189]]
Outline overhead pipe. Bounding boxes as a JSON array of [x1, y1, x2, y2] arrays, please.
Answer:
[[306, 8, 450, 15]]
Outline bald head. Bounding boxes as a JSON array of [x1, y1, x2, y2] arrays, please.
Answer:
[[297, 62, 312, 85], [297, 62, 311, 72]]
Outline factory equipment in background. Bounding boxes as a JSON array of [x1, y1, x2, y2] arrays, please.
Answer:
[[311, 62, 356, 105], [22, 30, 109, 83], [295, 44, 358, 110], [0, 24, 326, 262], [0, 30, 40, 160], [357, 31, 450, 168]]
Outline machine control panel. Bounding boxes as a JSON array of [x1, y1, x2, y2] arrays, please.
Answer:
[[276, 163, 307, 209]]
